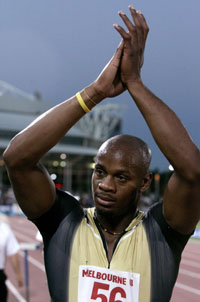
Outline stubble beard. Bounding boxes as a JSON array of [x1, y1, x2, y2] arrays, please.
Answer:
[[95, 189, 139, 222]]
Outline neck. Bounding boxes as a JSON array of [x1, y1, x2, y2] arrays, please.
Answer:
[[97, 220, 125, 236], [95, 208, 138, 235]]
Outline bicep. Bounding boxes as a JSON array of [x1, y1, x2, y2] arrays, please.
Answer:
[[163, 172, 200, 234], [7, 162, 56, 219]]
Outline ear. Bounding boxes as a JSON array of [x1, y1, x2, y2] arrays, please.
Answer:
[[140, 173, 152, 193]]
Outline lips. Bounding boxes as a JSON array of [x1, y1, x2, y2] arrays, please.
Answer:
[[95, 193, 116, 206]]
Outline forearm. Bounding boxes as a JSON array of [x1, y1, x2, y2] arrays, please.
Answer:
[[3, 83, 103, 168], [128, 80, 200, 179], [10, 254, 23, 286], [10, 253, 20, 274]]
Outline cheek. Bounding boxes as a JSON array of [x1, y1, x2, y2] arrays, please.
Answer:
[[118, 187, 138, 204]]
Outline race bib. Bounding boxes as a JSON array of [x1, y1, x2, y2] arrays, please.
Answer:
[[78, 265, 140, 302]]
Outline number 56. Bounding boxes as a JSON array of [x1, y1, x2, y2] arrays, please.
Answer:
[[91, 281, 126, 302]]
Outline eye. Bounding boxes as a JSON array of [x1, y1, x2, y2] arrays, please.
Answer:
[[94, 167, 105, 177], [116, 174, 127, 182]]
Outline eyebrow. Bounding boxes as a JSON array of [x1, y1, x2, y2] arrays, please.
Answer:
[[95, 163, 131, 176]]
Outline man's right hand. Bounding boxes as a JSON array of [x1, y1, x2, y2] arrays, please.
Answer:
[[114, 5, 149, 87], [93, 41, 126, 99]]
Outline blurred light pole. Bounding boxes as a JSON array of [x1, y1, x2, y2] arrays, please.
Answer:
[[169, 164, 174, 171]]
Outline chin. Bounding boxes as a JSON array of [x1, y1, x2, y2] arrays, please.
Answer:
[[95, 205, 116, 217]]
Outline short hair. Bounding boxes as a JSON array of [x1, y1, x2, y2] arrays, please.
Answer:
[[97, 134, 152, 175]]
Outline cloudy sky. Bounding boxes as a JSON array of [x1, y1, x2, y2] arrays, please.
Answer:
[[0, 0, 199, 170]]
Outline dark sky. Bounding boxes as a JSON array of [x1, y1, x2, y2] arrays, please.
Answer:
[[0, 0, 199, 170]]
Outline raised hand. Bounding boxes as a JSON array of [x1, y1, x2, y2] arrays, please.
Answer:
[[93, 41, 126, 98], [114, 5, 149, 86]]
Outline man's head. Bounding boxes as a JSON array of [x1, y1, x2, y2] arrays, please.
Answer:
[[92, 134, 152, 218]]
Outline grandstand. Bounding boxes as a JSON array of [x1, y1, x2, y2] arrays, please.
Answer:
[[0, 81, 122, 196]]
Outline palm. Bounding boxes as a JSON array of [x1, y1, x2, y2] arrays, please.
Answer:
[[95, 42, 126, 98]]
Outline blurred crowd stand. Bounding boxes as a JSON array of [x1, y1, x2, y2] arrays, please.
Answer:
[[79, 193, 94, 208], [0, 187, 23, 216]]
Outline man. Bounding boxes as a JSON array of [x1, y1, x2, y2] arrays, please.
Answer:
[[3, 5, 200, 302], [0, 214, 23, 302]]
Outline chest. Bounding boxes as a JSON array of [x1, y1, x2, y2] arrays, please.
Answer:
[[103, 232, 122, 262], [68, 219, 151, 302], [70, 219, 151, 272]]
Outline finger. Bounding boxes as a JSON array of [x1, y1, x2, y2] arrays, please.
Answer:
[[138, 12, 149, 40], [129, 5, 141, 27], [110, 40, 124, 68], [113, 23, 131, 42], [115, 40, 124, 59], [129, 5, 149, 41], [129, 6, 144, 48], [118, 10, 137, 35]]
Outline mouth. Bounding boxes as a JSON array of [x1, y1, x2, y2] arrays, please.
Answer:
[[95, 193, 116, 207]]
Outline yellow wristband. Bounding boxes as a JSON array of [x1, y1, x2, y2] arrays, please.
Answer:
[[76, 92, 91, 113]]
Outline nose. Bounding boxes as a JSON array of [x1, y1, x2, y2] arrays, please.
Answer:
[[98, 176, 116, 192]]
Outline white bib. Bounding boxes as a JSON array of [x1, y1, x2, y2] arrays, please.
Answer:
[[78, 265, 140, 302]]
